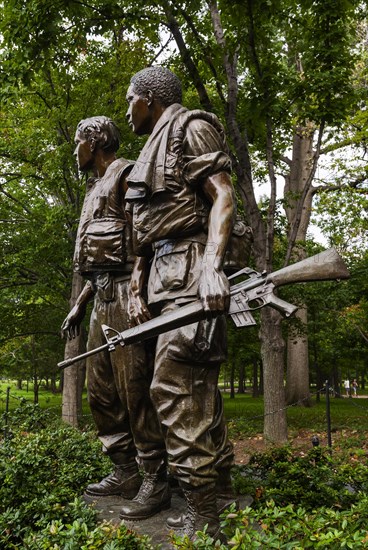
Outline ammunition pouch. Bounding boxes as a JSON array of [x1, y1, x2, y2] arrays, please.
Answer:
[[223, 216, 253, 274], [84, 217, 127, 271]]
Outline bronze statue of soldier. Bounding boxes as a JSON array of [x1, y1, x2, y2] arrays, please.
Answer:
[[61, 116, 167, 507], [121, 67, 236, 540]]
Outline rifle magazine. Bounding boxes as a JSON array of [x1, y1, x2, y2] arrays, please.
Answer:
[[229, 310, 257, 327]]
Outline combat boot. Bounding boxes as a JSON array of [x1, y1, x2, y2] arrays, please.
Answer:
[[119, 460, 171, 520], [167, 482, 222, 541], [85, 459, 141, 498], [216, 467, 238, 514], [166, 469, 237, 529]]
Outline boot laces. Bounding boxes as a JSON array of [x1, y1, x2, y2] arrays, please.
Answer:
[[112, 467, 122, 479], [133, 473, 157, 503], [182, 491, 197, 535]]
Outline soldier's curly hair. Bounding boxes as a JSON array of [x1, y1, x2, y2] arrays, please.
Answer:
[[130, 66, 182, 107], [76, 116, 120, 153]]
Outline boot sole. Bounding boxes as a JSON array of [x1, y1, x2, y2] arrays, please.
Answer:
[[84, 490, 138, 498], [119, 499, 171, 521]]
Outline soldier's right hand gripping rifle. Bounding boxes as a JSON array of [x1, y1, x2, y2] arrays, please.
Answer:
[[58, 248, 349, 370]]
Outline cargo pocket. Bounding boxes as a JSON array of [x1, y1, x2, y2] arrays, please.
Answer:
[[166, 316, 227, 364], [85, 218, 126, 269], [151, 241, 192, 295]]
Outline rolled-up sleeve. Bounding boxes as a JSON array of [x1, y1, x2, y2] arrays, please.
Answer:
[[181, 119, 231, 186]]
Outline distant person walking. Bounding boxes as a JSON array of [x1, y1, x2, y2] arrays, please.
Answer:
[[344, 379, 350, 397], [352, 379, 358, 397]]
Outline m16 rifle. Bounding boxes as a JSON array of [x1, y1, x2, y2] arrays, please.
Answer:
[[58, 248, 349, 370]]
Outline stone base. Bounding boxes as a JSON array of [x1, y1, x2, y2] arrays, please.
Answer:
[[83, 491, 253, 549]]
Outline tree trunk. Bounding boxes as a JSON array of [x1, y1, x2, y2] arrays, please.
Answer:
[[33, 375, 39, 404], [259, 307, 288, 444], [286, 307, 311, 406], [283, 124, 316, 405], [31, 335, 39, 404], [252, 357, 259, 397], [230, 360, 235, 399], [259, 359, 264, 395], [331, 361, 340, 397], [362, 363, 366, 390], [61, 272, 86, 427], [238, 362, 245, 393], [50, 374, 58, 393]]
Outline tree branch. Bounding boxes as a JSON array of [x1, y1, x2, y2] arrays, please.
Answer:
[[149, 34, 174, 65], [179, 6, 226, 105], [0, 331, 60, 345], [355, 324, 368, 344], [0, 171, 43, 182], [284, 120, 325, 266], [312, 170, 368, 195], [0, 183, 33, 215], [162, 0, 213, 112]]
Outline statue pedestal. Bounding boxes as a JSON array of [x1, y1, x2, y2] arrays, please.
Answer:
[[84, 491, 253, 549], [84, 491, 185, 549]]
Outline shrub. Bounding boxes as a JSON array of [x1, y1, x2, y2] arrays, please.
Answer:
[[0, 402, 158, 549], [23, 519, 156, 550], [219, 500, 368, 549], [232, 446, 368, 511], [170, 501, 368, 549]]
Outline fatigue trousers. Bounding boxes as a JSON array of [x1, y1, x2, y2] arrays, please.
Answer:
[[87, 276, 166, 466], [150, 300, 234, 487]]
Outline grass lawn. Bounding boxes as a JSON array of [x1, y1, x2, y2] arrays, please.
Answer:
[[0, 380, 63, 409], [222, 391, 368, 433], [0, 381, 91, 418], [2, 381, 368, 448]]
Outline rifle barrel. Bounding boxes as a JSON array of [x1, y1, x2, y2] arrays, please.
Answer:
[[58, 342, 110, 370], [57, 301, 206, 370], [120, 300, 205, 346]]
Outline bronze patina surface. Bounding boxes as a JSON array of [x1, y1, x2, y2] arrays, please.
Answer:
[[123, 66, 237, 540], [61, 116, 166, 501]]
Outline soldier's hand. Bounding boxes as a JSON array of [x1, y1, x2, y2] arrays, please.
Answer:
[[127, 292, 151, 326], [60, 305, 85, 340], [198, 265, 230, 315]]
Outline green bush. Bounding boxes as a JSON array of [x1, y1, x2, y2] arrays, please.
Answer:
[[2, 402, 368, 549], [0, 402, 158, 549], [171, 446, 368, 549], [171, 501, 368, 549], [232, 446, 368, 511], [23, 519, 156, 550], [219, 499, 368, 549]]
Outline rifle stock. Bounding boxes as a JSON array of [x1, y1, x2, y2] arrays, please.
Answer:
[[268, 248, 350, 287]]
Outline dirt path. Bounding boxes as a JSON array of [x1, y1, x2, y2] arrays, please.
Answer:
[[232, 428, 336, 464]]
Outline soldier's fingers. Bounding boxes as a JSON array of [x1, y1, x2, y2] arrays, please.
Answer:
[[141, 306, 151, 322]]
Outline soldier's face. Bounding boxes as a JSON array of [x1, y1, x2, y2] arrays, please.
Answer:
[[74, 130, 94, 172], [125, 84, 152, 135]]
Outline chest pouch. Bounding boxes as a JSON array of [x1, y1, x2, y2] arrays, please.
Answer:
[[84, 217, 127, 270]]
